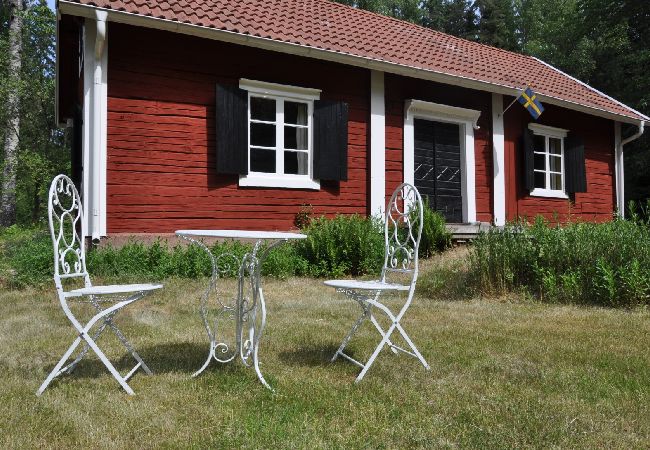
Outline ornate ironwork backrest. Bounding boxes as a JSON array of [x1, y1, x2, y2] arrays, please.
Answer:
[[48, 174, 88, 281], [382, 183, 424, 282]]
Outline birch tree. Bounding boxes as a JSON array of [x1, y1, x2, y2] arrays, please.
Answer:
[[0, 0, 23, 227]]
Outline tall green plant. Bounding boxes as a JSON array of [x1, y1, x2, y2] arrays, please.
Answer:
[[469, 217, 650, 307]]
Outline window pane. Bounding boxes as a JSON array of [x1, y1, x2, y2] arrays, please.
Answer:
[[550, 173, 562, 190], [251, 97, 275, 121], [534, 171, 546, 189], [534, 153, 546, 171], [550, 155, 561, 172], [534, 134, 545, 152], [285, 102, 308, 125], [250, 148, 276, 173], [284, 151, 309, 175], [284, 126, 308, 150], [549, 138, 561, 155], [250, 122, 276, 147]]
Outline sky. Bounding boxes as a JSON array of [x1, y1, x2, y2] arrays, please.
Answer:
[[47, 0, 56, 10]]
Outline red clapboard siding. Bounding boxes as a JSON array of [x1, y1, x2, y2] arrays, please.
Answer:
[[504, 100, 615, 223], [384, 74, 493, 222], [106, 24, 370, 233]]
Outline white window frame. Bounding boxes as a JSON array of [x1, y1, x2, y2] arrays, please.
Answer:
[[528, 123, 569, 199], [239, 79, 321, 190], [403, 99, 481, 223]]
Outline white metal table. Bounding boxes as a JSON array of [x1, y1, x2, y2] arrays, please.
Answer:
[[175, 230, 306, 390]]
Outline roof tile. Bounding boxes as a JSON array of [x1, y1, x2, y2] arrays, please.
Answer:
[[64, 0, 646, 121]]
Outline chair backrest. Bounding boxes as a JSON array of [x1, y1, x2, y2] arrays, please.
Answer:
[[48, 174, 88, 283], [381, 183, 424, 284]]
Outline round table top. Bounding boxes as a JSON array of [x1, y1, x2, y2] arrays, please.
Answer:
[[175, 229, 307, 240]]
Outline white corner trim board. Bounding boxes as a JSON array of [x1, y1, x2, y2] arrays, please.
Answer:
[[82, 15, 108, 240], [370, 70, 386, 218], [403, 99, 478, 223], [614, 122, 624, 216], [491, 93, 506, 226]]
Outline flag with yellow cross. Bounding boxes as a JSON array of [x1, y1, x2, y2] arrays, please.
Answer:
[[517, 86, 545, 119]]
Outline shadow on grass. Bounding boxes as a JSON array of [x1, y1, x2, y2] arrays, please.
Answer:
[[41, 341, 238, 379], [278, 343, 352, 367]]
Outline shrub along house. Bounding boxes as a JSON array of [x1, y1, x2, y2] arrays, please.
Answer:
[[55, 0, 648, 240]]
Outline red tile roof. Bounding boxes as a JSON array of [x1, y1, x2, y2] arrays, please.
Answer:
[[61, 0, 647, 122]]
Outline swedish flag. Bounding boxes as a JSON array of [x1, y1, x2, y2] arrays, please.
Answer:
[[518, 87, 544, 120]]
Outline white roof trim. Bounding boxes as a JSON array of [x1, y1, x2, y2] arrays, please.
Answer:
[[533, 57, 649, 122], [58, 0, 646, 125]]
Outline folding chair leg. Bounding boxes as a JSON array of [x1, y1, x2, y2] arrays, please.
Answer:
[[37, 336, 83, 396], [65, 319, 111, 375], [80, 331, 135, 395], [395, 322, 430, 370], [331, 308, 369, 363], [355, 323, 398, 383], [105, 319, 153, 375], [368, 313, 399, 354]]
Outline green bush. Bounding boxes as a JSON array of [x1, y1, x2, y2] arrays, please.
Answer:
[[294, 214, 385, 277], [1, 210, 451, 287], [417, 201, 452, 258], [469, 217, 650, 307]]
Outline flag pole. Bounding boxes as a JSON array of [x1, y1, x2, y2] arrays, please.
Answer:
[[499, 95, 519, 117]]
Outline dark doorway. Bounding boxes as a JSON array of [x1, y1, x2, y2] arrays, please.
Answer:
[[414, 119, 463, 223]]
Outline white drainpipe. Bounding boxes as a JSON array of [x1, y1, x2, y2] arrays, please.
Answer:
[[91, 11, 106, 242], [616, 120, 645, 217], [621, 121, 645, 147]]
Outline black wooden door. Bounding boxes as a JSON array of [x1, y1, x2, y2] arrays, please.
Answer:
[[414, 119, 463, 223]]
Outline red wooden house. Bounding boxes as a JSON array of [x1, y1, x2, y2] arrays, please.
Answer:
[[55, 0, 648, 240]]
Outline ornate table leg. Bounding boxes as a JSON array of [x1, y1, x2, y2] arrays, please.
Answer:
[[237, 239, 287, 391], [178, 235, 236, 377]]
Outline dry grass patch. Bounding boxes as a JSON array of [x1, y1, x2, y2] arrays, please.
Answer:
[[1, 272, 649, 448]]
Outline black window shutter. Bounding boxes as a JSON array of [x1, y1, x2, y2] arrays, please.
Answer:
[[565, 133, 587, 193], [216, 84, 248, 175], [313, 100, 349, 181], [522, 128, 535, 192]]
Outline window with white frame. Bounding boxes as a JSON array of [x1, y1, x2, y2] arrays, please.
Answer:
[[530, 124, 568, 198], [239, 79, 321, 189]]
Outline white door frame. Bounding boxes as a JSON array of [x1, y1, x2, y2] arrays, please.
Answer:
[[403, 99, 480, 223]]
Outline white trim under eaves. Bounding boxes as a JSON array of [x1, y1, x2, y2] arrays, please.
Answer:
[[533, 57, 650, 122], [58, 1, 645, 126]]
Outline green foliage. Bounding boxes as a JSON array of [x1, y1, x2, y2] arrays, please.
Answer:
[[417, 201, 452, 258], [469, 217, 650, 307], [1, 211, 452, 286], [294, 214, 385, 277], [1, 2, 68, 226]]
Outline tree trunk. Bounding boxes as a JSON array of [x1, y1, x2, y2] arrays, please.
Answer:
[[1, 0, 24, 227]]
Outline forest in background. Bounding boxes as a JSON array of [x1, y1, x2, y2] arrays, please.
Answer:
[[0, 0, 648, 226]]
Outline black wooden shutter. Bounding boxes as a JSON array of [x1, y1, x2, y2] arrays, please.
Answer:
[[216, 84, 248, 175], [522, 128, 535, 192], [565, 133, 587, 193], [313, 100, 348, 181]]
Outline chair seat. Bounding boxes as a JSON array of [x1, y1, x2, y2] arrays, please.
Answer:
[[324, 279, 410, 291], [66, 283, 163, 298]]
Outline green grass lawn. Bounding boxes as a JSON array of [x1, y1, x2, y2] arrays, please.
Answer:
[[1, 267, 649, 448]]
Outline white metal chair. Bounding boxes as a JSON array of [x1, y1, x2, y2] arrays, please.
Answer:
[[325, 183, 430, 382], [37, 175, 162, 396]]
